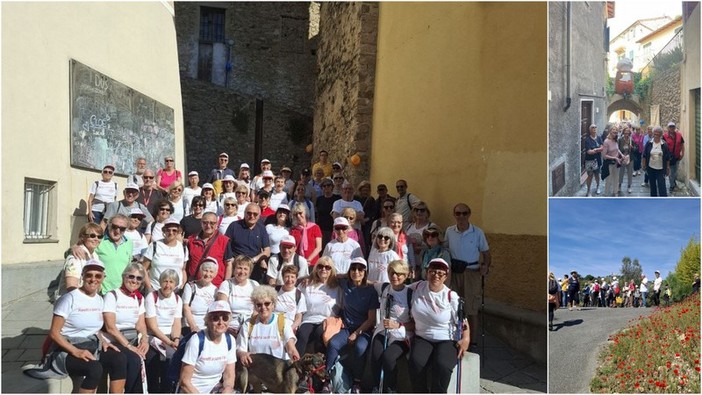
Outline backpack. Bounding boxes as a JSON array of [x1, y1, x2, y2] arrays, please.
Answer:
[[381, 282, 413, 317], [274, 285, 302, 306], [167, 330, 233, 384], [593, 283, 600, 293], [247, 312, 286, 339], [275, 253, 302, 273]]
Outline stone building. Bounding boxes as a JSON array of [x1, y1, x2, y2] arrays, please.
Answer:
[[175, 2, 319, 177], [548, 2, 611, 196], [680, 2, 700, 194], [314, 2, 548, 364]]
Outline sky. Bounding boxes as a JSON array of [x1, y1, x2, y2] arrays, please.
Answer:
[[608, 0, 683, 37], [549, 199, 700, 280]]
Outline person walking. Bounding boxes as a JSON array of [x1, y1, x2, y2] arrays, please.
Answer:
[[652, 270, 663, 306], [663, 122, 684, 193]]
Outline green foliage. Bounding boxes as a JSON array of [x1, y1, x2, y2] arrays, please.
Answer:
[[606, 76, 615, 96], [634, 73, 652, 100], [665, 272, 688, 303], [619, 256, 642, 287], [652, 45, 683, 72]]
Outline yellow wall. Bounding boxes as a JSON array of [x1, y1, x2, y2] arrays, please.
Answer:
[[372, 2, 547, 236], [2, 2, 184, 264]]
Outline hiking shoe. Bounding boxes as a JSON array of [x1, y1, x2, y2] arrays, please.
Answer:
[[627, 187, 632, 194], [596, 187, 601, 195]]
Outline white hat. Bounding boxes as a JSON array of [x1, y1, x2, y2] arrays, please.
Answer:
[[103, 164, 116, 171], [428, 258, 450, 271], [262, 170, 275, 179], [240, 163, 250, 169], [188, 171, 199, 177], [207, 300, 231, 314], [222, 175, 237, 182], [261, 158, 271, 164], [333, 217, 350, 228], [667, 122, 676, 127], [349, 257, 367, 268], [202, 183, 214, 190], [129, 208, 145, 217], [219, 152, 229, 159], [280, 235, 297, 247], [281, 166, 292, 173], [277, 204, 291, 212], [125, 182, 140, 191], [163, 217, 180, 228], [82, 258, 105, 272], [332, 161, 342, 168]]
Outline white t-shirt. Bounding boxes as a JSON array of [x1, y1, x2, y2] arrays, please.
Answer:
[[322, 238, 363, 274], [217, 279, 259, 331], [181, 282, 218, 329], [640, 278, 649, 292], [89, 180, 118, 212], [63, 245, 98, 283], [204, 199, 221, 216], [301, 283, 341, 324], [183, 187, 202, 212], [265, 225, 290, 255], [102, 288, 145, 343], [372, 283, 413, 343], [142, 241, 189, 291], [236, 202, 250, 219], [181, 332, 237, 394], [145, 221, 165, 243], [267, 254, 309, 285], [653, 276, 663, 291], [124, 230, 148, 259], [269, 191, 288, 211], [649, 142, 664, 169], [367, 248, 401, 284], [53, 289, 104, 338], [274, 287, 307, 323], [171, 199, 185, 222], [236, 314, 296, 360], [331, 199, 364, 229], [219, 215, 242, 235], [409, 281, 459, 341], [145, 291, 183, 336]]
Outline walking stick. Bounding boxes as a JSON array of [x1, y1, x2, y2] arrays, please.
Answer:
[[481, 274, 485, 367], [456, 297, 465, 394], [378, 293, 394, 394], [137, 333, 149, 393]]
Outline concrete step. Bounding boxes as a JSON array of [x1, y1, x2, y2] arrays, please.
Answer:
[[449, 352, 481, 393], [3, 366, 75, 393]]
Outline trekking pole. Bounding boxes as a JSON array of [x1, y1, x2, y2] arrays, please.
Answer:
[[137, 333, 149, 393], [456, 297, 465, 394], [481, 274, 485, 367], [378, 293, 394, 394]]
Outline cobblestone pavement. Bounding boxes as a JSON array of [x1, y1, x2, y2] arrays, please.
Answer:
[[575, 170, 693, 197]]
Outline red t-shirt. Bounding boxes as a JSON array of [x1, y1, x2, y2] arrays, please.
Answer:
[[290, 224, 322, 265], [186, 232, 231, 287], [663, 131, 684, 159]]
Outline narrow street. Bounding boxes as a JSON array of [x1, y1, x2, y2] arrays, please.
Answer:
[[575, 171, 693, 197]]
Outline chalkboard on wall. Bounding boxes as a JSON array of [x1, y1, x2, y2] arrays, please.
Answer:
[[70, 59, 175, 176]]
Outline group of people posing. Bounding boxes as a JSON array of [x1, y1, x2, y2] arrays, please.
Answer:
[[44, 151, 491, 393], [583, 121, 685, 197]]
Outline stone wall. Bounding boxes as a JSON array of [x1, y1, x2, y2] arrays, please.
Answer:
[[313, 2, 378, 185], [175, 2, 318, 176], [181, 77, 313, 178], [640, 64, 681, 126]]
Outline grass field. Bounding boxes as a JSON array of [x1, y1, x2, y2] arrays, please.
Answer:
[[590, 294, 701, 393]]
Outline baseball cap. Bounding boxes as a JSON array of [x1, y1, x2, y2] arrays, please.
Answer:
[[332, 162, 342, 168], [188, 171, 198, 177], [281, 166, 292, 173], [219, 153, 229, 159], [222, 175, 237, 182], [349, 257, 367, 268], [129, 208, 145, 217], [163, 217, 181, 228], [333, 217, 350, 228], [280, 235, 297, 247], [262, 170, 274, 179], [428, 258, 449, 271], [261, 158, 271, 164], [667, 122, 676, 127], [277, 204, 291, 212], [125, 182, 140, 191], [207, 300, 231, 314], [202, 183, 214, 190], [103, 164, 116, 171], [82, 258, 105, 272], [240, 163, 250, 169]]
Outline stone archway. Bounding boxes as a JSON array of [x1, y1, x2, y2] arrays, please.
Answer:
[[607, 94, 643, 118]]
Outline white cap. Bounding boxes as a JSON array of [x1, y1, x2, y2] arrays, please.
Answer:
[[349, 257, 367, 268], [667, 122, 676, 127], [262, 170, 275, 179], [125, 182, 140, 191], [332, 161, 342, 168], [207, 300, 231, 314], [333, 217, 350, 228], [222, 175, 237, 182], [202, 183, 214, 190], [277, 204, 291, 212], [82, 258, 105, 272], [280, 235, 297, 247], [188, 171, 199, 177], [129, 208, 145, 217], [240, 163, 250, 169], [219, 152, 229, 159], [261, 158, 271, 164], [428, 258, 449, 271], [163, 217, 180, 228]]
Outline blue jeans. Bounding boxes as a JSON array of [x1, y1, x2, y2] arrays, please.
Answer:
[[640, 292, 648, 307], [561, 291, 567, 307], [669, 161, 679, 190], [92, 210, 105, 225], [326, 328, 371, 381]]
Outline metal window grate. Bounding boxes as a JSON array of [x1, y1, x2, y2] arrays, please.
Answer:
[[199, 7, 225, 43], [24, 181, 54, 239]]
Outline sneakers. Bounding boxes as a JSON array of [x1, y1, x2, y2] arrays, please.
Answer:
[[627, 187, 632, 194], [596, 187, 601, 195], [641, 182, 648, 187]]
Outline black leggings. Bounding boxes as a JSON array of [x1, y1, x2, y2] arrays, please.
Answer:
[[65, 348, 126, 390], [114, 344, 145, 393], [145, 347, 172, 393], [549, 302, 556, 324], [295, 322, 325, 356], [369, 334, 409, 391], [408, 336, 457, 393]]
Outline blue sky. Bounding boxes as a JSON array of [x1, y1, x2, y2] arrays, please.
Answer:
[[549, 199, 699, 280]]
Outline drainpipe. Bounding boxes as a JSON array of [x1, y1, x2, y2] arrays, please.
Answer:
[[563, 2, 572, 112]]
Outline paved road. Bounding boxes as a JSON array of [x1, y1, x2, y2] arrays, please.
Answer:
[[548, 306, 654, 393], [574, 171, 692, 197]]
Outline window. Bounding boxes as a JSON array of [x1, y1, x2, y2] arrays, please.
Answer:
[[643, 42, 652, 57], [24, 178, 57, 241], [199, 7, 225, 43]]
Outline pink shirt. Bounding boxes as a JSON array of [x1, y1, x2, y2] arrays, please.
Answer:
[[602, 139, 622, 161], [157, 169, 181, 189]]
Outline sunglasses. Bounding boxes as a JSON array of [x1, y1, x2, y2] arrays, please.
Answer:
[[125, 274, 144, 282], [159, 208, 172, 212], [165, 159, 174, 162], [414, 208, 427, 213], [377, 235, 391, 242], [255, 301, 273, 308], [201, 221, 217, 226], [236, 192, 247, 195], [193, 203, 205, 207], [349, 266, 366, 272], [454, 211, 470, 217], [384, 206, 395, 210], [110, 224, 127, 233], [164, 228, 180, 233], [245, 212, 260, 217], [317, 265, 332, 271], [83, 233, 101, 239], [102, 170, 114, 174], [143, 176, 154, 180], [425, 232, 440, 238], [389, 271, 407, 277], [210, 313, 230, 322], [428, 268, 447, 277], [225, 203, 237, 207], [83, 273, 105, 280], [334, 226, 348, 231]]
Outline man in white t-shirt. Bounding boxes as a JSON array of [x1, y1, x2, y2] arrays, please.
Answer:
[[331, 182, 364, 230], [267, 235, 309, 285], [183, 171, 202, 212], [87, 164, 118, 224], [179, 300, 236, 394], [652, 270, 663, 306]]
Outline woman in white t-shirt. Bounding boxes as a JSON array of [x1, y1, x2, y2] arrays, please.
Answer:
[[201, 183, 222, 216], [144, 269, 184, 392], [295, 256, 341, 356], [273, 265, 307, 330], [404, 201, 433, 264], [87, 164, 118, 224], [218, 175, 238, 206], [234, 184, 251, 219], [218, 197, 242, 234], [265, 204, 291, 254], [145, 200, 174, 244], [367, 227, 401, 284], [124, 208, 149, 262], [46, 260, 127, 393], [102, 263, 150, 393], [142, 218, 189, 292], [182, 259, 219, 335], [407, 258, 469, 393], [168, 181, 186, 222], [216, 256, 259, 336], [59, 222, 102, 297], [237, 285, 300, 364], [642, 125, 672, 197], [178, 300, 237, 394]]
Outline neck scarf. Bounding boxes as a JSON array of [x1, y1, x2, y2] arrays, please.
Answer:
[[120, 284, 143, 303], [395, 232, 406, 260], [299, 222, 315, 252]]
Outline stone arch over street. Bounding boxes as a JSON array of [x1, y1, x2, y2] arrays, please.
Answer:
[[607, 94, 643, 119]]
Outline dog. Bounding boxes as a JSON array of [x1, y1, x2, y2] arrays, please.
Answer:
[[236, 352, 328, 393]]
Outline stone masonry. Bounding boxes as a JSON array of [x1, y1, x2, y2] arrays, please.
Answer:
[[640, 64, 681, 126], [313, 2, 378, 187]]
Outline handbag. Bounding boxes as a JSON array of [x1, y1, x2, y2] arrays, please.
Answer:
[[548, 293, 559, 309]]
